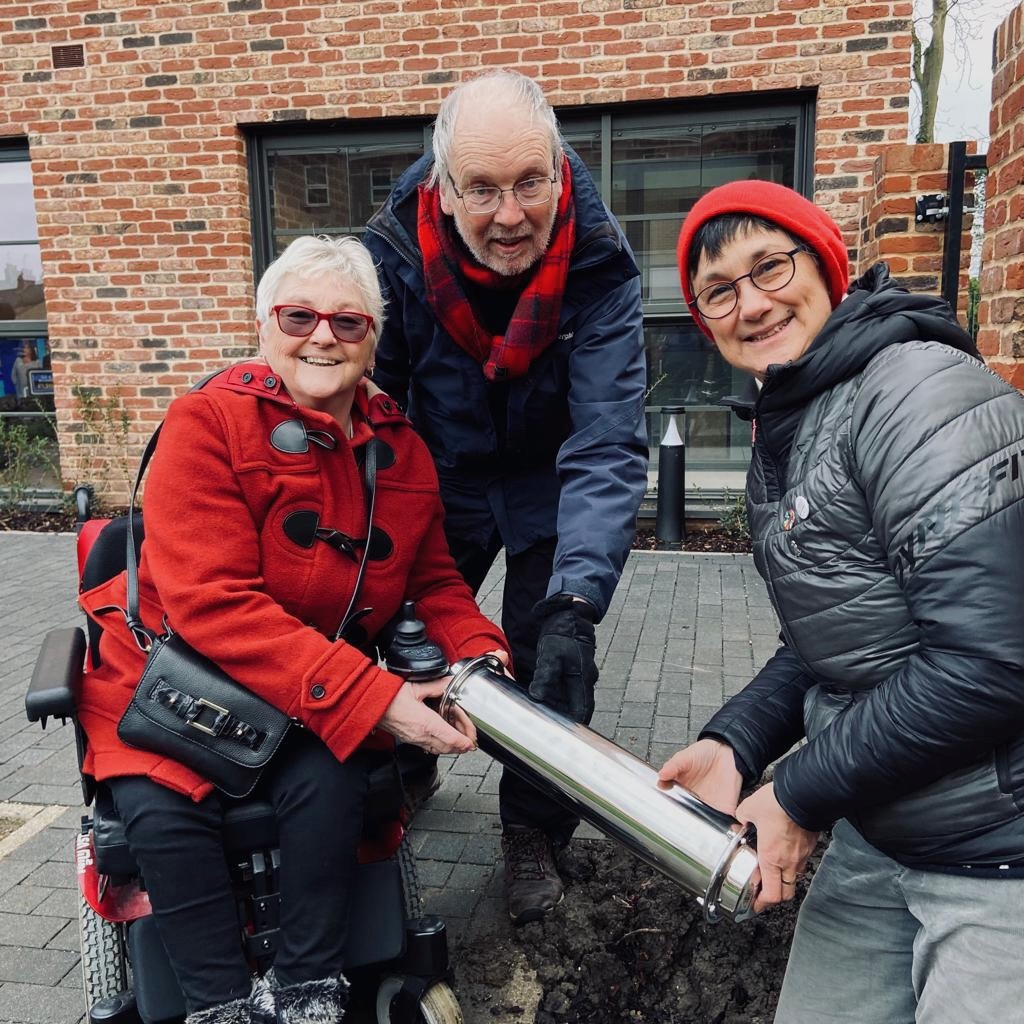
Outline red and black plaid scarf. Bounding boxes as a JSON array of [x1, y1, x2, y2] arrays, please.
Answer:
[[416, 155, 576, 380]]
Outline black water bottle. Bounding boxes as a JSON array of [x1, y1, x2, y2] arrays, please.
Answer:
[[382, 601, 449, 681]]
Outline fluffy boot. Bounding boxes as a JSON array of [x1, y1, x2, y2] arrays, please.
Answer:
[[185, 976, 276, 1024], [267, 970, 348, 1024]]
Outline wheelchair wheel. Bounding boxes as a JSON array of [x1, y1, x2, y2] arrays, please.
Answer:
[[397, 833, 423, 920], [78, 891, 128, 1009], [375, 977, 463, 1024]]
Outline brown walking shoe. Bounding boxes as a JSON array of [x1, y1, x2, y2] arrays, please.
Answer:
[[501, 825, 564, 925]]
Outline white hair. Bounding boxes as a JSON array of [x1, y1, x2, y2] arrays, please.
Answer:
[[255, 235, 385, 346], [428, 71, 563, 190]]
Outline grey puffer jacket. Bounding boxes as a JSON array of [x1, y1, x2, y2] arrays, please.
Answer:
[[702, 264, 1024, 868]]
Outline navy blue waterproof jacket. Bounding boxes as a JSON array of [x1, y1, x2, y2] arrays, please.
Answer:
[[365, 150, 648, 619], [702, 265, 1024, 868]]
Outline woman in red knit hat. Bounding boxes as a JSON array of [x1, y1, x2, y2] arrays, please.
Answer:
[[661, 180, 1024, 1022]]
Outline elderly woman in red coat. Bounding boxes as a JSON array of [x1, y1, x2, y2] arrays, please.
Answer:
[[78, 235, 509, 1024]]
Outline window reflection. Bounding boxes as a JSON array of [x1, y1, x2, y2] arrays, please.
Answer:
[[269, 143, 424, 255], [645, 319, 750, 468], [0, 161, 46, 323], [611, 120, 796, 309], [256, 103, 808, 483]]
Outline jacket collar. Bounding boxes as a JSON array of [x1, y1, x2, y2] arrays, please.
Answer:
[[210, 361, 408, 433]]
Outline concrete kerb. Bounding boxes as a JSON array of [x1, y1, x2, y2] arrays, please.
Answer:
[[0, 532, 776, 1023]]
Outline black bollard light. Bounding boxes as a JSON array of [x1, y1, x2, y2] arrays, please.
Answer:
[[655, 406, 686, 549]]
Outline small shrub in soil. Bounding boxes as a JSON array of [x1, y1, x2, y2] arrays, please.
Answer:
[[510, 839, 822, 1024]]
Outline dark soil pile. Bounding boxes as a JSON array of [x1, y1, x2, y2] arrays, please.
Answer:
[[633, 527, 751, 555], [0, 505, 79, 532], [467, 839, 821, 1024]]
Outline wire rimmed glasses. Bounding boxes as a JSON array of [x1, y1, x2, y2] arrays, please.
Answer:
[[272, 305, 374, 343], [448, 173, 558, 215], [692, 246, 810, 319]]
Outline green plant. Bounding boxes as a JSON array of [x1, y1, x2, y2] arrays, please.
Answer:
[[71, 384, 133, 508], [717, 487, 750, 541], [0, 415, 59, 517]]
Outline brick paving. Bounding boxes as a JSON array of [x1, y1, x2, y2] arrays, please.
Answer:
[[0, 531, 777, 1023]]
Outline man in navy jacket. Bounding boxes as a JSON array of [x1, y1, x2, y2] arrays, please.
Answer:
[[365, 70, 648, 924]]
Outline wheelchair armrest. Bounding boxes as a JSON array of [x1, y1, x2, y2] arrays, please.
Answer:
[[26, 627, 85, 727]]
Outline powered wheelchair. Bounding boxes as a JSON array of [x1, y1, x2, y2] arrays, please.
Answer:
[[25, 495, 463, 1024]]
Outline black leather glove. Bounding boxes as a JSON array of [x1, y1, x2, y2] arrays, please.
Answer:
[[528, 594, 598, 723]]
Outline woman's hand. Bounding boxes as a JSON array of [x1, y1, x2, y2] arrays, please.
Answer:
[[735, 782, 818, 912], [378, 678, 477, 755], [487, 648, 511, 672], [656, 738, 744, 815]]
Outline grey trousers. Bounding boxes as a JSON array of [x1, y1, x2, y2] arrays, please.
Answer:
[[775, 819, 1024, 1024]]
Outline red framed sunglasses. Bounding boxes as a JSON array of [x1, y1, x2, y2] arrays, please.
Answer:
[[272, 305, 374, 343]]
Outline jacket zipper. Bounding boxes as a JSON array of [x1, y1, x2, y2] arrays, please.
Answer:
[[365, 224, 416, 270], [751, 418, 805, 660]]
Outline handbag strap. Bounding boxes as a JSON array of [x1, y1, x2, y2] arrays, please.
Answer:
[[122, 375, 379, 653], [124, 424, 164, 651]]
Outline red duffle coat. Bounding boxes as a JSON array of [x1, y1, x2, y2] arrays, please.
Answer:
[[77, 363, 507, 800]]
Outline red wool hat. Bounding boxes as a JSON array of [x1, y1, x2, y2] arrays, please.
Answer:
[[676, 180, 849, 337]]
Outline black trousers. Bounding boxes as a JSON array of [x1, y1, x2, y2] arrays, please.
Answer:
[[109, 729, 370, 1013], [447, 532, 589, 843]]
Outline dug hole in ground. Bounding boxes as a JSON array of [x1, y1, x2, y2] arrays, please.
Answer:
[[453, 831, 822, 1024]]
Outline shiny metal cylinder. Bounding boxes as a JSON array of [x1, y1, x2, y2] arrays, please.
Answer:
[[441, 656, 761, 923]]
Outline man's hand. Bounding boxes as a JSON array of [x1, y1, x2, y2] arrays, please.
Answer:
[[656, 738, 744, 815], [735, 782, 818, 913], [378, 678, 477, 756], [527, 595, 598, 722]]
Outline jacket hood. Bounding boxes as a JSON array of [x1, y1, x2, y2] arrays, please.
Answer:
[[757, 263, 982, 416]]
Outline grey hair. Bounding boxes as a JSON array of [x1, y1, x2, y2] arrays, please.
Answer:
[[428, 71, 563, 190], [255, 235, 385, 347]]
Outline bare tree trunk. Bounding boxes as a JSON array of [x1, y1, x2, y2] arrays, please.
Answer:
[[913, 0, 950, 143]]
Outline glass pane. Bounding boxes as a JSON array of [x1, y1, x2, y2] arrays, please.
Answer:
[[611, 119, 797, 309], [644, 320, 751, 469], [0, 335, 53, 409], [699, 121, 796, 192], [0, 162, 40, 242], [268, 142, 424, 256], [561, 128, 601, 182], [0, 244, 46, 321], [0, 162, 46, 322]]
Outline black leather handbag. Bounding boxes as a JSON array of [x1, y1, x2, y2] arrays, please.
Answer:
[[118, 629, 292, 798], [116, 404, 379, 798]]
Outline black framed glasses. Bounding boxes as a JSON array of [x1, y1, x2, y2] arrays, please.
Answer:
[[692, 246, 810, 319], [272, 305, 374, 343], [448, 172, 558, 215]]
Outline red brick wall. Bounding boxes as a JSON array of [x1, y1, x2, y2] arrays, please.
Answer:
[[978, 1, 1024, 389], [858, 142, 975, 325], [0, 0, 913, 498]]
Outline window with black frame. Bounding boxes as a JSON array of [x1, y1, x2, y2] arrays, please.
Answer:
[[250, 96, 813, 483], [0, 142, 51, 411]]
